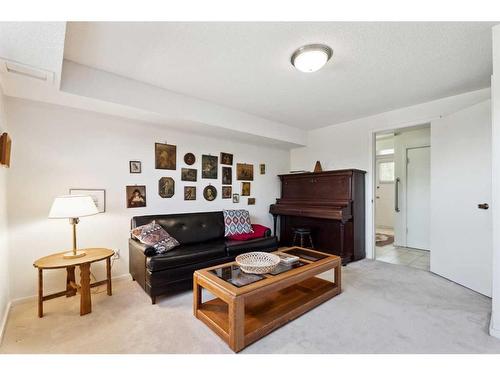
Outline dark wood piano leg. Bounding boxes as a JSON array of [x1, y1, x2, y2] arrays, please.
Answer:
[[340, 221, 347, 265], [272, 214, 278, 239]]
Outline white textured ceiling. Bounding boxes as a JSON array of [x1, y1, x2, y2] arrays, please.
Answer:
[[63, 22, 496, 129]]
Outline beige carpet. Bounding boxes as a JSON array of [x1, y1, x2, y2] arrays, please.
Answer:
[[1, 259, 500, 354]]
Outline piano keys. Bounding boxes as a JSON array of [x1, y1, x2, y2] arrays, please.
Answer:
[[270, 169, 366, 265]]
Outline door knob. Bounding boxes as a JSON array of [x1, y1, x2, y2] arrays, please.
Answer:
[[478, 203, 489, 210]]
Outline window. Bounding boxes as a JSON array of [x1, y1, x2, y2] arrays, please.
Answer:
[[378, 161, 395, 183]]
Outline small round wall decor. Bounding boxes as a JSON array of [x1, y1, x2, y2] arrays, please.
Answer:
[[203, 185, 217, 201], [184, 152, 196, 166]]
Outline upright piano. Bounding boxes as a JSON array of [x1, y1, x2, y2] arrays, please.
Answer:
[[270, 169, 366, 265]]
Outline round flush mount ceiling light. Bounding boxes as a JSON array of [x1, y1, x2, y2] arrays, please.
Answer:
[[291, 44, 333, 73]]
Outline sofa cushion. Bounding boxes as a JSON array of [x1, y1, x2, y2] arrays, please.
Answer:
[[223, 209, 253, 237], [147, 239, 226, 272], [225, 236, 278, 256]]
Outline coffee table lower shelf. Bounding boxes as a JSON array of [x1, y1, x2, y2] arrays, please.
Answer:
[[195, 276, 339, 351]]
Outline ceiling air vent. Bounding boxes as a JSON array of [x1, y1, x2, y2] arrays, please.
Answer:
[[0, 59, 54, 84]]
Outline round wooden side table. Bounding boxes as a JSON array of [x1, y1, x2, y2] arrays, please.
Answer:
[[33, 248, 114, 317]]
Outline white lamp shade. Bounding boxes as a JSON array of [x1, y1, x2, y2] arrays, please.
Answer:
[[48, 195, 99, 219]]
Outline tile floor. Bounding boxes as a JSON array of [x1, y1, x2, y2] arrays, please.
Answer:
[[375, 228, 430, 271]]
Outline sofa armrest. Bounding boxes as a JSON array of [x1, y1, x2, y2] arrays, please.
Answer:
[[129, 239, 148, 289], [251, 224, 271, 237]]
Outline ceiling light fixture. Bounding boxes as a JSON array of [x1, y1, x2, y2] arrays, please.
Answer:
[[291, 44, 333, 73]]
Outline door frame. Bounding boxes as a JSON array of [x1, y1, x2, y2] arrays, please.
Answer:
[[369, 118, 439, 260]]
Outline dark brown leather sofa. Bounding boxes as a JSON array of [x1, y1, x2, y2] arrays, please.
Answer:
[[129, 211, 278, 303]]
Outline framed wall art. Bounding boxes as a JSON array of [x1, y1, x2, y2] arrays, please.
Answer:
[[69, 188, 106, 213], [181, 168, 197, 182], [222, 166, 232, 184], [126, 185, 147, 208], [237, 163, 254, 181], [260, 164, 266, 175], [155, 142, 177, 170], [220, 152, 233, 165], [158, 177, 175, 198], [222, 186, 232, 199], [129, 160, 142, 173], [184, 152, 196, 165], [248, 198, 256, 205], [232, 193, 240, 203], [241, 182, 251, 196], [184, 186, 196, 200], [203, 185, 217, 201], [202, 154, 218, 179]]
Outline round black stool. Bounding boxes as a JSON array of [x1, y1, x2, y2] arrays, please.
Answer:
[[292, 227, 314, 248]]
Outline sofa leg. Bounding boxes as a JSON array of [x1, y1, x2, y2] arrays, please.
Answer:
[[151, 296, 156, 305]]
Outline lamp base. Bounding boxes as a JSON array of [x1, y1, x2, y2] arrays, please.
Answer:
[[62, 250, 86, 259]]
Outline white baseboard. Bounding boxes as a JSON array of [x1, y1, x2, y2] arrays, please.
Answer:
[[0, 300, 12, 345], [490, 318, 500, 339]]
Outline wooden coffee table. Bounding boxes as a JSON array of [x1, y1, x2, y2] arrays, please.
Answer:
[[193, 247, 341, 352]]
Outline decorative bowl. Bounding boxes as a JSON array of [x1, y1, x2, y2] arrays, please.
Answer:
[[236, 252, 281, 274]]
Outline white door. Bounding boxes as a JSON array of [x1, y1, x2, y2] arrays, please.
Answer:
[[375, 158, 395, 229], [431, 100, 492, 296], [406, 147, 430, 250]]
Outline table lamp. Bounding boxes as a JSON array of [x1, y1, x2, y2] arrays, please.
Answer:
[[48, 195, 99, 259]]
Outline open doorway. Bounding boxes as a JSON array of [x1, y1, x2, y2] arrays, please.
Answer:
[[374, 124, 430, 271]]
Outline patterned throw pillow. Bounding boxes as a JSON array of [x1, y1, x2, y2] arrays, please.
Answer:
[[223, 209, 254, 237], [131, 221, 179, 255]]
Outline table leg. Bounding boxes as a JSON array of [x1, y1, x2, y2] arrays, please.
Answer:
[[228, 296, 245, 352], [106, 257, 112, 296], [66, 266, 77, 297], [333, 261, 342, 292], [79, 263, 92, 315], [193, 274, 202, 317], [38, 268, 43, 318]]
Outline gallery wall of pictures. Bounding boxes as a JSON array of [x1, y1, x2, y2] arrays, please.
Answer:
[[125, 142, 268, 209]]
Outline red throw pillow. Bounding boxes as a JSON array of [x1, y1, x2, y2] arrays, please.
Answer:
[[227, 224, 269, 241]]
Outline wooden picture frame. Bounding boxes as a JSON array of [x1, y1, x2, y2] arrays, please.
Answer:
[[126, 185, 147, 208], [222, 186, 232, 199], [222, 166, 232, 184], [0, 133, 12, 167], [241, 182, 251, 196], [203, 185, 217, 201], [155, 143, 176, 170], [184, 152, 196, 165], [237, 163, 254, 181], [248, 198, 256, 205], [220, 152, 233, 165], [260, 164, 266, 175], [232, 193, 240, 203], [181, 168, 197, 182], [129, 160, 141, 173], [158, 177, 175, 198], [202, 155, 218, 179], [184, 186, 196, 200], [69, 188, 106, 213]]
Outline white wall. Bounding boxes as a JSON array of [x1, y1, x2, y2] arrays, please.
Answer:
[[0, 85, 10, 339], [290, 88, 490, 259], [393, 127, 430, 246], [5, 98, 290, 300]]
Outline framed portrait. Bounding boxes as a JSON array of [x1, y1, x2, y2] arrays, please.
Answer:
[[155, 143, 176, 170], [158, 177, 175, 198], [69, 188, 106, 213], [129, 160, 141, 173], [241, 182, 251, 196], [222, 166, 232, 185], [202, 155, 218, 179], [184, 186, 196, 201], [220, 152, 233, 165], [181, 168, 197, 182], [260, 164, 266, 175], [248, 198, 256, 205], [203, 185, 217, 201], [222, 186, 232, 199], [184, 152, 196, 166], [237, 163, 254, 181], [232, 193, 240, 203], [126, 185, 147, 208]]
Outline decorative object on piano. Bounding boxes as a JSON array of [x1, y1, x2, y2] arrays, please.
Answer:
[[203, 184, 217, 201], [237, 163, 254, 181], [155, 142, 176, 170], [129, 160, 141, 174], [235, 252, 281, 274], [269, 169, 366, 265], [290, 170, 308, 174], [314, 161, 323, 173], [232, 193, 240, 203], [260, 164, 266, 175], [69, 188, 106, 213], [241, 182, 251, 196], [183, 152, 196, 165], [184, 186, 196, 200], [181, 168, 197, 181], [248, 198, 256, 205], [126, 185, 147, 208], [222, 166, 232, 184], [220, 152, 233, 165], [158, 177, 175, 198], [0, 132, 12, 167], [222, 186, 232, 199], [202, 154, 218, 179]]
